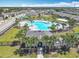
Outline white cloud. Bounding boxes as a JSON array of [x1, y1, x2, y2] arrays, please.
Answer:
[[0, 1, 79, 7], [20, 1, 79, 7]]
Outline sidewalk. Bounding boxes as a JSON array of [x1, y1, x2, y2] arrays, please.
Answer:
[[37, 54, 44, 58]]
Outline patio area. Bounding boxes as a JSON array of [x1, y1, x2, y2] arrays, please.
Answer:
[[26, 30, 52, 39]]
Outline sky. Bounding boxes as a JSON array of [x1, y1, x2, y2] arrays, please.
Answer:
[[0, 0, 79, 7]]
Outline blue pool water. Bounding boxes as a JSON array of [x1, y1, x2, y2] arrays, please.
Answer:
[[26, 20, 52, 31]]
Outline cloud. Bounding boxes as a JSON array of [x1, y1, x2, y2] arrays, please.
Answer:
[[0, 1, 79, 7], [20, 1, 79, 7]]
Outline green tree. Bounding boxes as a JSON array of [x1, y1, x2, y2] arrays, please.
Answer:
[[15, 30, 24, 43], [42, 35, 57, 49], [68, 18, 76, 28], [0, 8, 4, 14], [23, 24, 28, 33], [15, 24, 28, 43], [50, 24, 56, 32], [37, 13, 42, 20], [61, 33, 77, 47]]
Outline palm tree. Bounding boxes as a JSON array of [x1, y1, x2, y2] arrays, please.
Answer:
[[15, 30, 24, 43], [38, 13, 41, 20], [15, 22, 30, 54], [15, 23, 29, 44], [50, 24, 56, 32], [51, 14, 57, 21], [23, 24, 28, 33], [61, 33, 77, 47], [15, 18, 20, 28], [42, 35, 50, 45], [0, 8, 4, 14], [42, 35, 56, 53], [68, 18, 76, 28], [15, 30, 28, 56], [50, 35, 60, 52], [22, 37, 39, 53], [19, 24, 29, 46], [30, 37, 38, 53]]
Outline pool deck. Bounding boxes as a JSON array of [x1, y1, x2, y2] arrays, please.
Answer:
[[26, 20, 53, 39], [26, 30, 52, 39]]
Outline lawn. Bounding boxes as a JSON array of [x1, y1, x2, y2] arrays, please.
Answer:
[[0, 46, 79, 58], [0, 27, 37, 58], [44, 48, 79, 58], [0, 27, 20, 42], [73, 26, 79, 33], [0, 46, 37, 58], [0, 46, 17, 58]]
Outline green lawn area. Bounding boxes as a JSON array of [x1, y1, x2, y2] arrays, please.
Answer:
[[0, 46, 37, 58], [44, 48, 79, 58], [0, 46, 17, 58], [0, 27, 20, 42], [0, 27, 37, 58], [73, 26, 79, 33], [0, 46, 79, 58], [44, 53, 79, 58]]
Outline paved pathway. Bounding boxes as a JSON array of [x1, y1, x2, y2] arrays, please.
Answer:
[[26, 30, 52, 39], [37, 54, 44, 58], [37, 48, 44, 58]]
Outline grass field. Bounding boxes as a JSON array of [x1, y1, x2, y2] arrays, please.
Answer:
[[73, 26, 79, 33], [0, 46, 37, 58], [0, 46, 17, 58], [0, 27, 37, 58], [0, 27, 20, 42], [44, 48, 79, 58]]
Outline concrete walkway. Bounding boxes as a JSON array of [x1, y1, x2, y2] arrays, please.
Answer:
[[37, 54, 44, 58], [37, 48, 44, 58]]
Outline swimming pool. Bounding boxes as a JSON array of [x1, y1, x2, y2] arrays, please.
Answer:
[[26, 20, 52, 31]]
